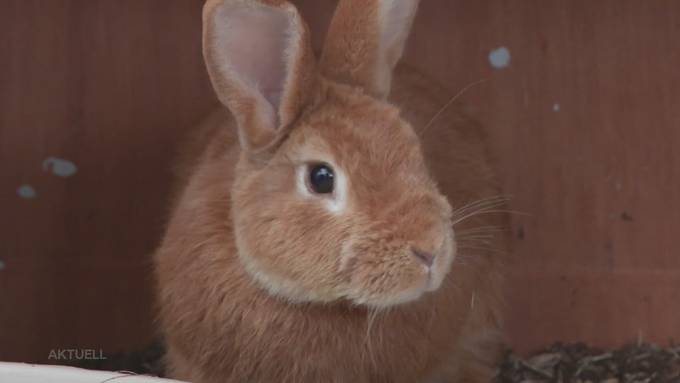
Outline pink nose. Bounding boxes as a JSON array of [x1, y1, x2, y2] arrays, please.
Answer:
[[411, 247, 435, 267]]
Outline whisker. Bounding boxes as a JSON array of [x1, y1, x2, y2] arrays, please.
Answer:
[[456, 232, 500, 239], [458, 245, 508, 255], [455, 226, 507, 235], [450, 196, 528, 227], [452, 209, 529, 227], [457, 238, 495, 247], [364, 306, 382, 371], [450, 196, 512, 222], [451, 198, 509, 223], [420, 78, 489, 136], [365, 307, 379, 341], [451, 195, 510, 215]]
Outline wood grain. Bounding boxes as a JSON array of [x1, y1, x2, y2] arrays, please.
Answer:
[[1, 0, 678, 362], [0, 0, 218, 362]]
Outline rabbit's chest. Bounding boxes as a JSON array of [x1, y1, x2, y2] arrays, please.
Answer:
[[206, 283, 467, 383]]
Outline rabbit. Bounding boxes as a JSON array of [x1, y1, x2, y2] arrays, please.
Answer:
[[153, 0, 509, 382]]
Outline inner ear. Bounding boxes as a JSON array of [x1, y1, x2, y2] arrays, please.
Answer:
[[214, 5, 290, 124], [203, 0, 318, 152], [379, 0, 419, 72]]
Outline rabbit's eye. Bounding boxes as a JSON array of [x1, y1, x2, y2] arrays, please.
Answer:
[[308, 164, 335, 194]]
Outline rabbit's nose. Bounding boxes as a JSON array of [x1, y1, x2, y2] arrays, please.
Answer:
[[411, 247, 435, 267]]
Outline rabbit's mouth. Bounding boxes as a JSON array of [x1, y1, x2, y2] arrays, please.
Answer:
[[338, 230, 456, 308]]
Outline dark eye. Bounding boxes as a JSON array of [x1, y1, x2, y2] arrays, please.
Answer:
[[308, 164, 335, 194]]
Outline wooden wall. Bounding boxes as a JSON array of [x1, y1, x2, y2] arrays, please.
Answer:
[[1, 0, 678, 362]]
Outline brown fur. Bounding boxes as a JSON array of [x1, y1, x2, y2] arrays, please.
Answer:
[[154, 1, 508, 382], [320, 0, 419, 98]]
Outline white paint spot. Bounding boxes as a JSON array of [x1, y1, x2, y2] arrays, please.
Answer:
[[0, 260, 5, 271], [488, 47, 511, 69], [17, 185, 37, 199], [553, 103, 561, 112], [615, 182, 623, 191], [43, 157, 78, 178]]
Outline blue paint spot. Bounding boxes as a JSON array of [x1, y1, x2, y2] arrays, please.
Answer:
[[43, 157, 78, 177], [489, 47, 511, 69], [17, 185, 37, 199]]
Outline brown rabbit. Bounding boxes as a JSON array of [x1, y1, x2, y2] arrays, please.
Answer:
[[154, 0, 508, 382]]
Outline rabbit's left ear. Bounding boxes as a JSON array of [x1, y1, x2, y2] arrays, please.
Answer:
[[320, 0, 420, 99], [203, 0, 317, 152]]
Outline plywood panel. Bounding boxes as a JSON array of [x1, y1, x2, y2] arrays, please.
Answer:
[[1, 0, 678, 362], [0, 0, 218, 362]]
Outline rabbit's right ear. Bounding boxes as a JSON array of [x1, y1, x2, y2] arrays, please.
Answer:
[[203, 0, 317, 152], [320, 0, 420, 99]]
